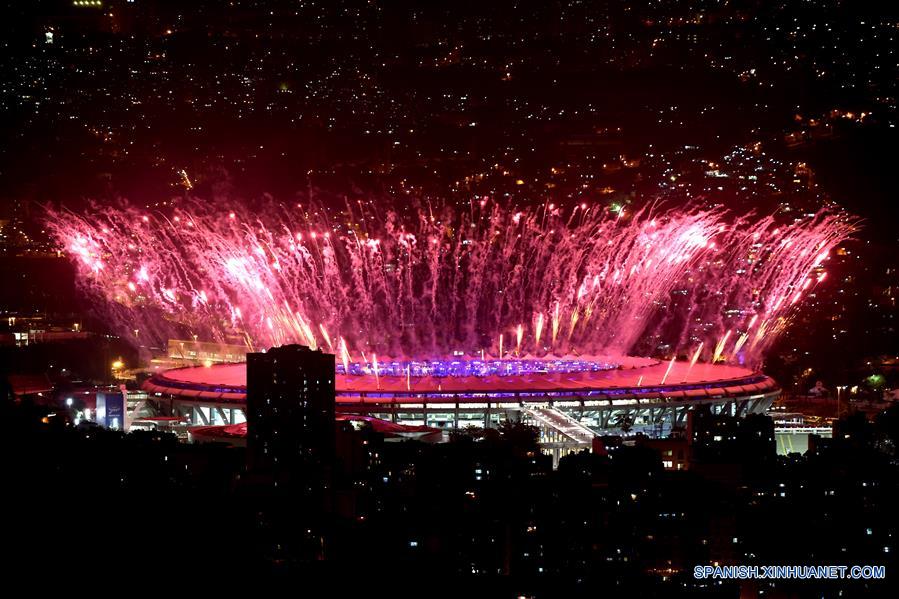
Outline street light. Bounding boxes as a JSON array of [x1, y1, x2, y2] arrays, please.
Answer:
[[836, 385, 848, 418]]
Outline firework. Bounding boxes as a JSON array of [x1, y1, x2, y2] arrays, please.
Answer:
[[46, 199, 854, 366], [660, 356, 677, 385]]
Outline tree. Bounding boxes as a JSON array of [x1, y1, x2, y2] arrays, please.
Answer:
[[497, 420, 540, 450], [612, 413, 634, 434]]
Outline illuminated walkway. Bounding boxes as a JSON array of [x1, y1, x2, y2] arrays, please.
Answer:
[[524, 405, 596, 445]]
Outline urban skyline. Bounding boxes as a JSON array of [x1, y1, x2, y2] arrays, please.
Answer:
[[1, 1, 896, 596]]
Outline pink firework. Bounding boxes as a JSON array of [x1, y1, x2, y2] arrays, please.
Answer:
[[45, 199, 854, 365]]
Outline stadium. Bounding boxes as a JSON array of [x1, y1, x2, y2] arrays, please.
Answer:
[[143, 354, 779, 454], [52, 201, 839, 457]]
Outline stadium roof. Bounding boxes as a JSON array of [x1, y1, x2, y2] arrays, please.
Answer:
[[144, 359, 778, 404]]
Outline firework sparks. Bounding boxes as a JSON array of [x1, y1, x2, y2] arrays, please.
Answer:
[[682, 342, 704, 383], [46, 200, 854, 366], [660, 356, 677, 385], [534, 312, 545, 349], [712, 330, 732, 363], [372, 353, 380, 390], [338, 336, 350, 374]]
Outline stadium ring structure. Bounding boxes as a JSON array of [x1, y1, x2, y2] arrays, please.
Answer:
[[143, 355, 779, 454]]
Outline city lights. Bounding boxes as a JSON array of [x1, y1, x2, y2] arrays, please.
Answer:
[[1, 1, 895, 590]]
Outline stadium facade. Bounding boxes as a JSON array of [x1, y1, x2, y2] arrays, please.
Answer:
[[143, 353, 779, 461]]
